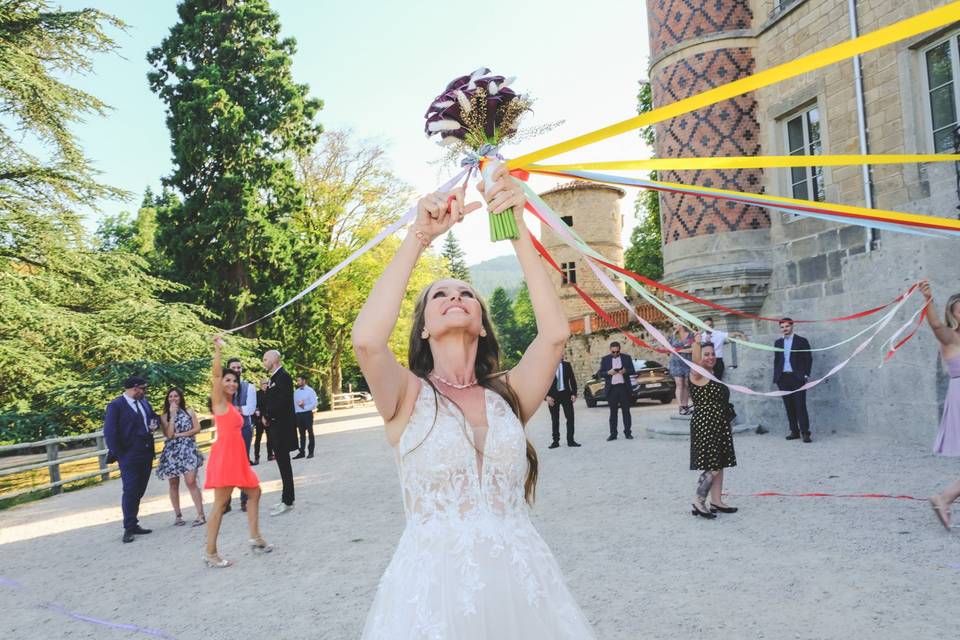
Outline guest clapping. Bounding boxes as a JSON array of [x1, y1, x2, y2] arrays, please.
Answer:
[[156, 388, 205, 527]]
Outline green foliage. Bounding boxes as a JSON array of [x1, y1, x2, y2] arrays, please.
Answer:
[[441, 232, 471, 282], [94, 196, 158, 257], [147, 0, 323, 329], [624, 80, 663, 281], [284, 130, 447, 395], [485, 286, 518, 367], [0, 1, 255, 443], [468, 254, 521, 300], [510, 282, 537, 360]]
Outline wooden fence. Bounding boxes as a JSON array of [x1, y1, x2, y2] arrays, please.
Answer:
[[0, 424, 217, 502]]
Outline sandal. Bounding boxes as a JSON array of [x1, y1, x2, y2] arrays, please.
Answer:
[[930, 496, 951, 531], [191, 516, 206, 527], [203, 553, 233, 568], [174, 513, 185, 527], [249, 536, 274, 554]]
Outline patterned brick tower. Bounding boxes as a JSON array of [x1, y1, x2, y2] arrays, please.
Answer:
[[647, 0, 771, 328]]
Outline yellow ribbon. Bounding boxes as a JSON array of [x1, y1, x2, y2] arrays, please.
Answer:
[[529, 154, 960, 172], [508, 2, 960, 169], [527, 165, 960, 233]]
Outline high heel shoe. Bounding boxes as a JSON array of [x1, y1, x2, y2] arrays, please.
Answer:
[[203, 553, 233, 568], [709, 504, 739, 514], [691, 502, 717, 519], [249, 537, 274, 554]]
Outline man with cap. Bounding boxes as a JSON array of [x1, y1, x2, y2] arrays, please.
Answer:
[[103, 376, 161, 543]]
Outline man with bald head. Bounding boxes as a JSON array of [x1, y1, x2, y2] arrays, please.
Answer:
[[262, 349, 297, 515]]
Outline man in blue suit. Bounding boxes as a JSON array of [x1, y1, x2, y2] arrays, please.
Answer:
[[104, 376, 160, 543], [597, 341, 637, 441], [773, 318, 814, 442]]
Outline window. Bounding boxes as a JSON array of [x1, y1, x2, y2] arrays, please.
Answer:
[[923, 34, 960, 153], [560, 215, 573, 227], [784, 105, 824, 201], [560, 261, 577, 285]]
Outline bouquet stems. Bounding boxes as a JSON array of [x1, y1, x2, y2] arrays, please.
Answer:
[[482, 160, 520, 242]]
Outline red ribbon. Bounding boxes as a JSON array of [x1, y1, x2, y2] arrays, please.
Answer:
[[529, 232, 670, 353], [732, 491, 922, 501], [522, 201, 917, 324]]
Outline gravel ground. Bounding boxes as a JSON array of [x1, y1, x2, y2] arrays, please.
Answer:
[[1, 401, 958, 640]]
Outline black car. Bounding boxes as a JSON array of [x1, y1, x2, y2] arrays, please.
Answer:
[[582, 359, 676, 407]]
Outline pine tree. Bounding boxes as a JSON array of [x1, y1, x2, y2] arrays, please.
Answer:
[[441, 232, 471, 282], [511, 282, 537, 356], [147, 0, 323, 329], [488, 287, 518, 366], [0, 2, 252, 442]]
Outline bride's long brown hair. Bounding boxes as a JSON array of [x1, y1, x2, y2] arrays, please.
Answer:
[[406, 281, 539, 504]]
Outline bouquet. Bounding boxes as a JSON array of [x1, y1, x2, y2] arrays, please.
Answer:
[[424, 68, 531, 241]]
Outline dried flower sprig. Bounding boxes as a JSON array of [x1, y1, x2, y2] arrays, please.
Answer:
[[424, 68, 533, 241]]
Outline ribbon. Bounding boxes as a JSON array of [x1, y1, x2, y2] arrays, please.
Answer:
[[508, 3, 960, 168], [522, 181, 918, 324], [727, 491, 923, 501], [527, 168, 960, 237], [522, 178, 926, 397], [0, 576, 177, 639], [529, 154, 960, 172], [223, 169, 470, 333]]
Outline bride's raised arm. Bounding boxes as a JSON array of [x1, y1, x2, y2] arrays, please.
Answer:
[[352, 188, 480, 423], [478, 163, 570, 423]]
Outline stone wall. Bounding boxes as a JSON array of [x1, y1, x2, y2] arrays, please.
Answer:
[[643, 0, 960, 443], [539, 182, 626, 319]]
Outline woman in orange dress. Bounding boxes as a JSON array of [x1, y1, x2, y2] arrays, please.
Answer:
[[203, 336, 272, 567]]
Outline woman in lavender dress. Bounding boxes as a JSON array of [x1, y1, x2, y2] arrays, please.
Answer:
[[920, 280, 960, 531], [156, 388, 206, 527]]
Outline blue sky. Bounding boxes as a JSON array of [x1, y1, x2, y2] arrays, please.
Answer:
[[60, 0, 651, 264]]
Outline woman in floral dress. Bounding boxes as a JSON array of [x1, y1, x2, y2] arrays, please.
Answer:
[[156, 388, 205, 526]]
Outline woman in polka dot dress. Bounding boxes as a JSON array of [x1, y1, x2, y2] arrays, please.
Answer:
[[688, 334, 737, 519]]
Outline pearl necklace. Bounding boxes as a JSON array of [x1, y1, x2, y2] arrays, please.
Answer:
[[429, 372, 478, 390]]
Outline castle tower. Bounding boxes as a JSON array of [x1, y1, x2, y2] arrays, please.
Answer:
[[538, 182, 626, 320], [646, 0, 770, 329]]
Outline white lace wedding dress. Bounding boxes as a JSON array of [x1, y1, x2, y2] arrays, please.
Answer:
[[361, 381, 595, 639]]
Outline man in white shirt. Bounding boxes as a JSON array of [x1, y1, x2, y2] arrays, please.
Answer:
[[294, 375, 318, 459], [773, 318, 813, 442], [598, 341, 637, 441]]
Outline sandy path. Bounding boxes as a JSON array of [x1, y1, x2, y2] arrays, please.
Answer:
[[1, 402, 958, 640]]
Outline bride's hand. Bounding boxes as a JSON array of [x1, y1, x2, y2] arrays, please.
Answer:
[[411, 187, 481, 245], [476, 161, 526, 223]]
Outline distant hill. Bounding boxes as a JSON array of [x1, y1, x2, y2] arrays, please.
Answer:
[[469, 254, 523, 300]]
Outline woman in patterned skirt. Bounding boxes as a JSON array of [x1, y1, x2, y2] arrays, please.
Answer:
[[156, 388, 205, 527], [688, 335, 737, 519], [668, 324, 695, 415]]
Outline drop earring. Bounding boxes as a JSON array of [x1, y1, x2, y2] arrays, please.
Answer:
[[421, 328, 430, 340], [479, 327, 487, 337]]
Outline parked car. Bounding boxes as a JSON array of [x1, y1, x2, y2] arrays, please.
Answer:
[[582, 359, 676, 407]]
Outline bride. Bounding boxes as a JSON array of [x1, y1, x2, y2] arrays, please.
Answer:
[[352, 162, 595, 639]]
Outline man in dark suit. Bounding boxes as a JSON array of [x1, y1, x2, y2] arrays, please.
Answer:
[[773, 318, 814, 442], [545, 355, 580, 449], [262, 349, 297, 515], [597, 341, 637, 441], [103, 376, 160, 543]]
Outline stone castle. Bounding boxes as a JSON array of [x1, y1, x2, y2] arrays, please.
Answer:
[[539, 0, 959, 443]]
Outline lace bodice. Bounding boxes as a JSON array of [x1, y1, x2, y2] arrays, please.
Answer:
[[395, 381, 529, 526]]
